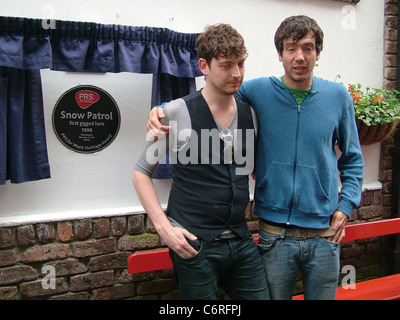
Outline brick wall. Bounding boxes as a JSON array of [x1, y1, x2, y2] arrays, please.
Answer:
[[384, 0, 398, 91], [0, 188, 395, 300], [0, 215, 175, 299], [0, 206, 259, 300]]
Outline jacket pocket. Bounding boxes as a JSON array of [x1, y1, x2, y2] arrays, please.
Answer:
[[294, 164, 330, 215], [257, 161, 293, 211]]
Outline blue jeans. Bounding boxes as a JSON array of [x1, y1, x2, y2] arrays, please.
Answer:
[[257, 230, 340, 300], [170, 233, 270, 300]]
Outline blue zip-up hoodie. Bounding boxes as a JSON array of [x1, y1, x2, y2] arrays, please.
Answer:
[[236, 76, 364, 229]]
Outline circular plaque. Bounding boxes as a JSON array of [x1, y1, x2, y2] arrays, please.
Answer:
[[52, 85, 120, 153]]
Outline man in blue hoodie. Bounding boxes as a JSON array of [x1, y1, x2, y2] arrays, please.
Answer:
[[235, 15, 363, 300], [147, 16, 364, 300]]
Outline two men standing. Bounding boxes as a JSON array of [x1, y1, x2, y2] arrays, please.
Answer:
[[134, 16, 364, 300]]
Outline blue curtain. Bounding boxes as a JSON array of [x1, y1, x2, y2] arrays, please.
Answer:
[[0, 17, 201, 183], [0, 67, 50, 184]]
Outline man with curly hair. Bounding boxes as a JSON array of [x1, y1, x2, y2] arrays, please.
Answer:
[[132, 24, 269, 300]]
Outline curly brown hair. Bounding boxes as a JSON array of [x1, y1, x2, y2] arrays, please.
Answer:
[[274, 15, 324, 56], [195, 23, 247, 65]]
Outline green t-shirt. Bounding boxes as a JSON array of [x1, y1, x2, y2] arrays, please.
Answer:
[[281, 76, 311, 105]]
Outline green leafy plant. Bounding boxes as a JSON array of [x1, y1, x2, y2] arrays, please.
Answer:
[[348, 84, 400, 126]]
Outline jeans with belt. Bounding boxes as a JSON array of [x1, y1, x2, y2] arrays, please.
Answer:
[[170, 232, 270, 300], [257, 228, 340, 300]]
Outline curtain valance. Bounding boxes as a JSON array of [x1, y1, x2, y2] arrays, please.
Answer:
[[0, 16, 201, 77]]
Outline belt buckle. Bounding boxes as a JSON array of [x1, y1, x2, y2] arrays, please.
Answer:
[[293, 228, 308, 240]]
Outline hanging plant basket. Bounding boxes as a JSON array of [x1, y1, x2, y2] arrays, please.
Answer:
[[356, 118, 398, 145]]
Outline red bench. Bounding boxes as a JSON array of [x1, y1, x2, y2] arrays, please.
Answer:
[[127, 217, 400, 300]]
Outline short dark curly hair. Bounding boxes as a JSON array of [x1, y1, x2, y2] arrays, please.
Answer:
[[274, 15, 324, 56], [196, 23, 247, 65]]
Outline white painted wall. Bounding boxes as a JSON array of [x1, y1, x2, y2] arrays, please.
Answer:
[[0, 0, 384, 225]]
